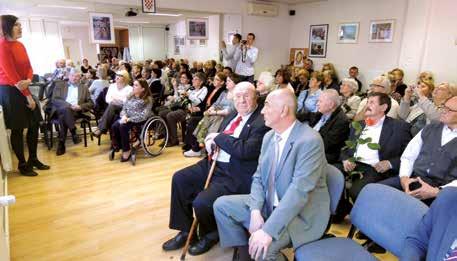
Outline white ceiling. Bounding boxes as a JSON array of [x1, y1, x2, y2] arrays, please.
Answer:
[[0, 0, 325, 27]]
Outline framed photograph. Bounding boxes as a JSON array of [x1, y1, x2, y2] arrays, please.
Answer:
[[142, 0, 156, 13], [199, 39, 207, 47], [188, 39, 197, 47], [309, 24, 328, 58], [179, 37, 185, 46], [289, 48, 306, 67], [369, 19, 394, 43], [174, 45, 180, 55], [337, 22, 359, 43], [89, 13, 115, 44], [187, 18, 208, 40]]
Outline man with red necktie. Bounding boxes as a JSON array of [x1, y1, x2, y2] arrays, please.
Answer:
[[334, 92, 412, 253], [162, 82, 269, 256]]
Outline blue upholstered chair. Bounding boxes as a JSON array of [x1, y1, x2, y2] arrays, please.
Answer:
[[326, 164, 345, 216], [295, 184, 429, 261]]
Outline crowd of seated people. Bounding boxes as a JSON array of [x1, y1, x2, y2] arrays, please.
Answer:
[[41, 42, 457, 259]]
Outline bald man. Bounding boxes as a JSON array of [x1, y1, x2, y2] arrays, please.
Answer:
[[214, 89, 330, 261], [162, 82, 269, 256]]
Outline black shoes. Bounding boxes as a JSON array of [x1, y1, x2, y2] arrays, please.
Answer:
[[232, 246, 253, 261], [28, 159, 50, 170], [72, 134, 81, 145], [56, 142, 66, 156], [162, 231, 193, 251], [188, 235, 219, 256], [165, 140, 179, 147], [18, 164, 38, 177]]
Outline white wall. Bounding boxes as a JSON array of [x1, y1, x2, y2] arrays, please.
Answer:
[[167, 15, 221, 62], [289, 0, 408, 89], [60, 25, 98, 68]]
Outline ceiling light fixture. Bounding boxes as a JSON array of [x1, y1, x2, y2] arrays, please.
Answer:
[[119, 20, 150, 24], [36, 4, 87, 10], [146, 13, 182, 17]]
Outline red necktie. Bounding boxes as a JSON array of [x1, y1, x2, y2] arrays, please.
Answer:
[[223, 116, 243, 135], [365, 118, 377, 126]]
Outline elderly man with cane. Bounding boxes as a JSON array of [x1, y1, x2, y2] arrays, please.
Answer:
[[162, 82, 269, 256]]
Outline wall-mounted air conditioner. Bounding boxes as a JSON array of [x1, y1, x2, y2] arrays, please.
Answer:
[[247, 2, 279, 17]]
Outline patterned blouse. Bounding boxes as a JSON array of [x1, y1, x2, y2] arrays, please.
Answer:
[[120, 96, 152, 123]]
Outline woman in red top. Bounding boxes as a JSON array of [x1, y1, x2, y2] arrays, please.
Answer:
[[0, 15, 49, 176]]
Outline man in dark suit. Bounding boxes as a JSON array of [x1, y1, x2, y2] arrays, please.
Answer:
[[50, 69, 93, 155], [162, 82, 269, 255], [307, 89, 350, 164], [401, 187, 457, 261]]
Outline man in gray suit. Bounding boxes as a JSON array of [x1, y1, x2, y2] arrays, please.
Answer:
[[213, 88, 330, 260]]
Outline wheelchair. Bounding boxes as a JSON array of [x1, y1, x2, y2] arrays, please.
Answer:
[[109, 114, 169, 165]]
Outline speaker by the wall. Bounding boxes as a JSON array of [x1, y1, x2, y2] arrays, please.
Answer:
[[165, 26, 170, 31], [289, 10, 295, 16]]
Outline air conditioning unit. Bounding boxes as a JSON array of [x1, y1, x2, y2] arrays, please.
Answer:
[[247, 2, 279, 17]]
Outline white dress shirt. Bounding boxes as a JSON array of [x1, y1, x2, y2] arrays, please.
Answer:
[[234, 46, 259, 77], [273, 120, 297, 207], [221, 43, 240, 70], [216, 112, 254, 163], [354, 116, 385, 166], [65, 83, 79, 106], [399, 125, 457, 188]]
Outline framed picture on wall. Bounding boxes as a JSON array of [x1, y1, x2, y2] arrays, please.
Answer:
[[337, 22, 359, 43], [142, 0, 156, 13], [289, 48, 307, 67], [199, 39, 207, 47], [89, 13, 115, 44], [309, 24, 328, 58], [369, 19, 394, 43], [187, 18, 209, 40]]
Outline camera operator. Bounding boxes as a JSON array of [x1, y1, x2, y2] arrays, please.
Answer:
[[233, 33, 258, 83]]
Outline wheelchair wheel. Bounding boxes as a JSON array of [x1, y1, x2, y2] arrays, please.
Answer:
[[140, 116, 169, 156]]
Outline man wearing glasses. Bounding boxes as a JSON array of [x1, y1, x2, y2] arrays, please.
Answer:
[[381, 96, 457, 205]]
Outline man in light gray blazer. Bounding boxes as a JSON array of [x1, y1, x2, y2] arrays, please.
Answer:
[[214, 88, 330, 261]]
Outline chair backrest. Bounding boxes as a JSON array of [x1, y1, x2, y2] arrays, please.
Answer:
[[326, 164, 345, 215], [350, 184, 429, 257]]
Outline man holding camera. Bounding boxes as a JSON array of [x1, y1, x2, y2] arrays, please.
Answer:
[[233, 33, 258, 83], [380, 96, 457, 205], [221, 33, 242, 72]]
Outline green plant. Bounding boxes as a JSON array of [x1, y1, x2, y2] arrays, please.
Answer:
[[342, 121, 381, 179]]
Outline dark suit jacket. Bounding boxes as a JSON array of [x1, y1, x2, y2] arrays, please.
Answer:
[[401, 187, 457, 261], [48, 81, 94, 118], [149, 79, 163, 99], [309, 107, 350, 164], [213, 105, 270, 193], [340, 116, 411, 173]]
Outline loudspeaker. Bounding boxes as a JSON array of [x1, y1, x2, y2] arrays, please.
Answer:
[[289, 10, 295, 16], [165, 26, 170, 31]]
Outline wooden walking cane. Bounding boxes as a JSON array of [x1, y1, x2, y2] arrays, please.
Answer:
[[180, 147, 220, 260]]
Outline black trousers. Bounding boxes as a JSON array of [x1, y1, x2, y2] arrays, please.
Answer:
[[98, 104, 122, 132], [169, 159, 234, 240], [10, 125, 39, 166], [111, 120, 143, 151], [52, 99, 83, 142], [184, 115, 202, 152], [239, 75, 254, 83]]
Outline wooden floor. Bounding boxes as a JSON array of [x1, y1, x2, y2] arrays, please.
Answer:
[[7, 136, 397, 261]]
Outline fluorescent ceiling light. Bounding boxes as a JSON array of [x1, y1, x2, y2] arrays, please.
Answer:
[[119, 21, 150, 24], [36, 4, 87, 10], [146, 13, 182, 17]]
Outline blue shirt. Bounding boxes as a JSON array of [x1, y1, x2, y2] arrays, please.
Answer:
[[297, 89, 322, 113], [65, 84, 79, 106]]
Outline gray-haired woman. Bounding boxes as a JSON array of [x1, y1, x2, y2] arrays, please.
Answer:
[[340, 78, 361, 120]]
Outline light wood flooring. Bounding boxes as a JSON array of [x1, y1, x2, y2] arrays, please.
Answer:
[[7, 136, 397, 261]]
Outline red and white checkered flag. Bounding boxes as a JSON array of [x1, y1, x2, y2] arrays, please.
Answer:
[[142, 0, 156, 13]]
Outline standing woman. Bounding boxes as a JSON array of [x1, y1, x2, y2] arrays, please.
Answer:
[[0, 15, 49, 176]]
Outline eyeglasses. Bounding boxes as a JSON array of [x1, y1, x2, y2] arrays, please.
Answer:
[[438, 105, 457, 113]]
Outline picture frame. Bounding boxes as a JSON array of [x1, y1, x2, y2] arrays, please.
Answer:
[[369, 19, 394, 43], [186, 18, 209, 40], [89, 13, 115, 44], [142, 0, 156, 13], [289, 48, 307, 67], [199, 39, 207, 47], [309, 24, 328, 58], [337, 22, 359, 44]]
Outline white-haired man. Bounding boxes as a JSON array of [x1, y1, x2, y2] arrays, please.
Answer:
[[162, 82, 269, 256]]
